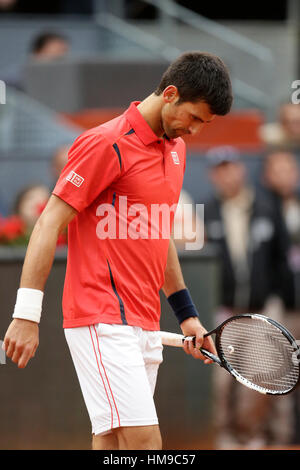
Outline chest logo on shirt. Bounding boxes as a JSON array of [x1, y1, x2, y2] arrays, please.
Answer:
[[171, 151, 180, 165], [66, 171, 84, 188]]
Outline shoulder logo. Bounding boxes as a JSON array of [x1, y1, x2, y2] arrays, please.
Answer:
[[171, 151, 180, 165], [66, 171, 84, 187]]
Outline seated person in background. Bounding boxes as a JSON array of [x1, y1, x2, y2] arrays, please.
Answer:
[[30, 32, 69, 62], [0, 0, 17, 12], [1, 31, 70, 90], [13, 184, 67, 246], [260, 103, 300, 150], [13, 184, 50, 234]]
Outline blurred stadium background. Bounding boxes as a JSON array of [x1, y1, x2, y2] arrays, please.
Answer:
[[0, 0, 300, 450]]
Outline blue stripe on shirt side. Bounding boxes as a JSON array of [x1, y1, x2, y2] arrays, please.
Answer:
[[112, 143, 122, 171], [106, 259, 127, 325]]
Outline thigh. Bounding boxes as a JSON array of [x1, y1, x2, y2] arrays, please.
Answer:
[[65, 323, 159, 436]]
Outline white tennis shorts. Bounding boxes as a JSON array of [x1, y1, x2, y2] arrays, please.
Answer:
[[64, 323, 163, 436]]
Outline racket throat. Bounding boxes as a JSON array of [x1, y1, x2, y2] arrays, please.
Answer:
[[200, 348, 222, 366]]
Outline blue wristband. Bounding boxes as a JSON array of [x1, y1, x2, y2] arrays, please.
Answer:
[[167, 288, 199, 325]]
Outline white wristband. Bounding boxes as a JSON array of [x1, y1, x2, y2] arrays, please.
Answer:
[[13, 288, 44, 324]]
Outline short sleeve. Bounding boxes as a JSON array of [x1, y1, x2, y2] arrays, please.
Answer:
[[53, 131, 121, 212]]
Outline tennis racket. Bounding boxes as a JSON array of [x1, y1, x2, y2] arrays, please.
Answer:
[[160, 313, 300, 395]]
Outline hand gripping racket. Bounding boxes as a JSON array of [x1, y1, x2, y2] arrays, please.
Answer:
[[160, 314, 300, 395]]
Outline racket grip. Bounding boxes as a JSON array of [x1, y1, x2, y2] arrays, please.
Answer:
[[159, 331, 185, 347], [160, 332, 205, 349], [160, 331, 221, 365], [160, 331, 207, 348]]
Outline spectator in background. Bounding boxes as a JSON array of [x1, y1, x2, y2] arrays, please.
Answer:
[[12, 184, 68, 246], [30, 32, 70, 62], [260, 103, 300, 150], [0, 0, 17, 12], [262, 150, 300, 444], [203, 146, 292, 449], [263, 151, 300, 310], [2, 31, 70, 91], [13, 184, 50, 234]]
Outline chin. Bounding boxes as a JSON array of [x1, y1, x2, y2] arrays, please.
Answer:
[[165, 129, 177, 139]]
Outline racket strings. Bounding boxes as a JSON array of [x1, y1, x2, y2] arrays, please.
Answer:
[[219, 318, 299, 393]]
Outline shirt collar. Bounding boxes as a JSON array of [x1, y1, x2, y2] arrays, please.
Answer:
[[124, 101, 164, 146]]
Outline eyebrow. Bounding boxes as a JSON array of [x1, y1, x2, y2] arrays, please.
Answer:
[[192, 115, 213, 123]]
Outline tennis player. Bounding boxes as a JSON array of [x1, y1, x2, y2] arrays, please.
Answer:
[[3, 52, 232, 450]]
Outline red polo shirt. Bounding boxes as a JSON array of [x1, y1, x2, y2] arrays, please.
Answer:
[[53, 102, 186, 330]]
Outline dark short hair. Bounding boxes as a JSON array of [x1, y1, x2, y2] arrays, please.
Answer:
[[30, 32, 68, 54], [154, 52, 233, 115]]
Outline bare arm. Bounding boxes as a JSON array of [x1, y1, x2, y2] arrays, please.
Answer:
[[3, 195, 77, 368], [162, 238, 216, 362], [20, 195, 76, 289], [162, 237, 186, 297]]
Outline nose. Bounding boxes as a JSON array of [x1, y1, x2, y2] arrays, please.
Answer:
[[188, 123, 204, 135]]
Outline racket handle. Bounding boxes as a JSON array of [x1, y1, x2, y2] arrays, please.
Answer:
[[160, 331, 221, 365], [159, 331, 208, 347], [159, 331, 185, 347]]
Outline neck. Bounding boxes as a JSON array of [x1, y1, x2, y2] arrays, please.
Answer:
[[222, 185, 247, 201], [282, 193, 296, 203], [137, 93, 165, 137]]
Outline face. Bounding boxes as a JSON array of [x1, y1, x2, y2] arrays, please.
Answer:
[[264, 153, 299, 198], [18, 186, 50, 229], [279, 104, 300, 139], [0, 0, 16, 9], [35, 39, 69, 61], [160, 87, 216, 139], [210, 162, 246, 199]]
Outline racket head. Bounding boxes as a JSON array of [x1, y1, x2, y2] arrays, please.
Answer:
[[213, 313, 300, 395]]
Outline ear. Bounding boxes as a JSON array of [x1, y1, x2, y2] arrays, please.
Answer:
[[162, 86, 179, 103]]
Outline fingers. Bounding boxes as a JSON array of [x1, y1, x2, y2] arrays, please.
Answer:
[[203, 336, 217, 356], [4, 338, 37, 368], [183, 336, 207, 361], [3, 319, 39, 369], [202, 337, 217, 364], [4, 338, 16, 359], [17, 347, 35, 369], [183, 334, 216, 363]]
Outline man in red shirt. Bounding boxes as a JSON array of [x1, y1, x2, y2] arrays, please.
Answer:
[[3, 52, 232, 450]]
